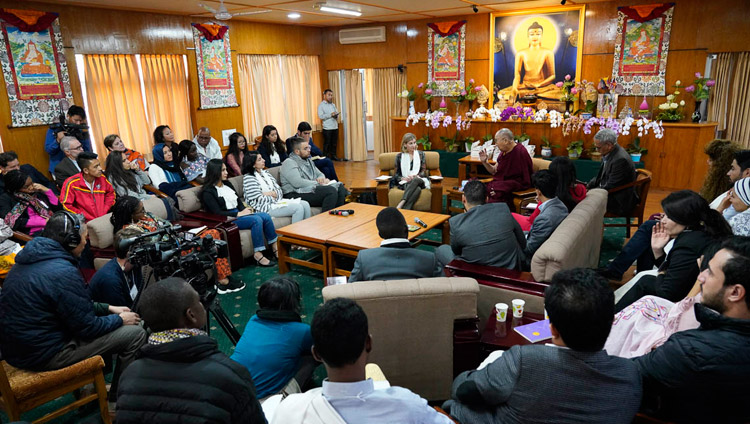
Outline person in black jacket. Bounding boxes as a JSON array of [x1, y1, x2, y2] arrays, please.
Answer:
[[633, 236, 750, 423], [257, 124, 288, 168], [0, 211, 147, 400], [615, 190, 732, 312], [201, 159, 278, 267], [587, 128, 637, 215], [116, 277, 267, 424]]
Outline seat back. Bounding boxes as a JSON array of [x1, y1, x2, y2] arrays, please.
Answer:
[[631, 169, 652, 217], [378, 151, 441, 176], [88, 196, 169, 249], [532, 157, 550, 172], [322, 277, 478, 401]]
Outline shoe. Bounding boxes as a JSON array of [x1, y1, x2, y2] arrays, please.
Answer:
[[595, 267, 622, 281], [217, 277, 246, 294], [253, 254, 275, 267]]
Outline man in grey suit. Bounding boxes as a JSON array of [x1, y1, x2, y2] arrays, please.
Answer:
[[521, 170, 568, 270], [587, 128, 637, 216], [53, 136, 83, 188], [436, 180, 526, 269], [444, 268, 642, 424], [280, 136, 347, 212], [349, 207, 442, 282]]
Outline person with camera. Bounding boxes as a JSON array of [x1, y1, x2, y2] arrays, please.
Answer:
[[202, 159, 279, 267], [109, 196, 241, 294], [0, 211, 147, 403], [116, 277, 266, 424], [88, 227, 144, 309], [45, 105, 92, 175], [60, 152, 116, 222]]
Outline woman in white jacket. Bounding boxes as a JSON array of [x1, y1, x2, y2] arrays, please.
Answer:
[[243, 152, 311, 223]]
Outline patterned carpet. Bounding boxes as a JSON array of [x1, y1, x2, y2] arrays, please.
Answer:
[[1, 204, 627, 423]]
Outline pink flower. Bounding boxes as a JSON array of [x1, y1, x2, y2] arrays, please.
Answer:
[[695, 72, 702, 78], [685, 85, 695, 92], [461, 90, 467, 96], [571, 87, 579, 94], [555, 82, 564, 88], [418, 83, 424, 88], [706, 80, 715, 87], [565, 74, 571, 80], [475, 87, 482, 92], [425, 88, 433, 95], [469, 78, 475, 84]]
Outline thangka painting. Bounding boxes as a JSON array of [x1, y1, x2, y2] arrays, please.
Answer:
[[0, 8, 74, 127], [612, 3, 675, 96], [427, 21, 466, 97], [191, 23, 237, 109], [490, 6, 585, 106]]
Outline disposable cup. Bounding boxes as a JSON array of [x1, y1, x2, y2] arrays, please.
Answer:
[[495, 303, 509, 322], [512, 299, 525, 318]]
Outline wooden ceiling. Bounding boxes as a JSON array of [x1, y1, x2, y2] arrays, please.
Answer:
[[35, 0, 597, 27]]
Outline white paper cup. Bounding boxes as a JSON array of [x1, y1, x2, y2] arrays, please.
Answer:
[[495, 303, 509, 322], [512, 299, 525, 318]]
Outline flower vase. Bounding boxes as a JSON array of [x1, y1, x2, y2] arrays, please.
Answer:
[[692, 100, 707, 123], [427, 99, 432, 112], [408, 100, 415, 115], [468, 100, 475, 112], [565, 101, 574, 114]]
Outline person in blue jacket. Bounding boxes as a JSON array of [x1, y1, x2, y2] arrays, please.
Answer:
[[0, 211, 147, 400], [88, 227, 144, 309], [44, 105, 92, 174]]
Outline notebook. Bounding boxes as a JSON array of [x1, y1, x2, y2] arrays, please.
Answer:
[[513, 319, 552, 343]]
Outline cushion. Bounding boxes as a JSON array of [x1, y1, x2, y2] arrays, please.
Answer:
[[88, 196, 168, 249], [2, 356, 104, 402], [379, 151, 440, 174], [176, 186, 202, 213]]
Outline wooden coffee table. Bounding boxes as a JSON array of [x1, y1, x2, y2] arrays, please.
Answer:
[[480, 310, 546, 353], [276, 202, 450, 280]]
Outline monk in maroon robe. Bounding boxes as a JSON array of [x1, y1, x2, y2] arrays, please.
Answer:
[[480, 129, 533, 205]]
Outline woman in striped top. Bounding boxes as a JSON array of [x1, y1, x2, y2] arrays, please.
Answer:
[[242, 152, 311, 223]]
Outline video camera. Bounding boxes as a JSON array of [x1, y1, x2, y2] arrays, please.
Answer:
[[49, 112, 89, 141]]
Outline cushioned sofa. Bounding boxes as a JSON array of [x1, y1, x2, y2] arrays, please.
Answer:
[[446, 188, 608, 330], [322, 277, 480, 401]]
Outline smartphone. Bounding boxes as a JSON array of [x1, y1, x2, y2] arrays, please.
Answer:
[[407, 225, 421, 232]]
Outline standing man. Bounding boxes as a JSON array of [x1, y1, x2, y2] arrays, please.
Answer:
[[45, 105, 92, 175], [193, 127, 223, 160], [318, 89, 344, 161]]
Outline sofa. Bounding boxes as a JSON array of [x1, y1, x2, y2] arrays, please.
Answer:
[[322, 277, 479, 401], [176, 167, 323, 267], [376, 151, 443, 213], [446, 188, 608, 330]]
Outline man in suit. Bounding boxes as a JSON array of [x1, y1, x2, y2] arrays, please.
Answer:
[[587, 128, 637, 216], [286, 121, 338, 181], [436, 180, 526, 269], [349, 207, 442, 282], [444, 269, 642, 424], [281, 136, 348, 212], [522, 170, 568, 270], [54, 136, 84, 188]]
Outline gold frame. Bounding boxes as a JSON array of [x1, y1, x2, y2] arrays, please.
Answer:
[[488, 5, 586, 109]]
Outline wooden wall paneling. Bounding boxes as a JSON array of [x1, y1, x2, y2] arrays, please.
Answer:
[[696, 0, 750, 52], [230, 20, 322, 55], [320, 23, 407, 71]]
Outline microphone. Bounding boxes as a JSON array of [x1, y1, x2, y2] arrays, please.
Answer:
[[329, 209, 355, 216], [414, 217, 428, 228]]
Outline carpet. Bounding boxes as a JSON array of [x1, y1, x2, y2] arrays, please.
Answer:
[[1, 205, 627, 423]]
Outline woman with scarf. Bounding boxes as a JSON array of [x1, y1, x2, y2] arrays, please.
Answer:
[[3, 169, 61, 235], [230, 277, 316, 401], [149, 143, 191, 200], [726, 177, 750, 236], [103, 133, 149, 171], [391, 133, 430, 210]]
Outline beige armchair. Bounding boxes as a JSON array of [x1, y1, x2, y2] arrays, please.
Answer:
[[376, 151, 443, 213], [323, 277, 479, 401]]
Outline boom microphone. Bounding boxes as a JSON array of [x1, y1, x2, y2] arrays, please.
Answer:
[[329, 209, 355, 216], [414, 217, 428, 228]]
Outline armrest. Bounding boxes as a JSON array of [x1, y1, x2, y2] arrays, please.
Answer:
[[376, 180, 390, 207], [445, 259, 548, 296], [213, 221, 244, 271], [608, 177, 649, 194], [429, 180, 443, 213], [11, 231, 33, 243], [180, 210, 234, 224], [143, 184, 169, 199], [189, 181, 201, 188]]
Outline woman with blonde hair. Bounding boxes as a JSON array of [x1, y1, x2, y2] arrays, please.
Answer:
[[391, 133, 430, 210]]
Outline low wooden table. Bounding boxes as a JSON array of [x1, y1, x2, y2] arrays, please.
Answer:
[[457, 155, 492, 181], [276, 202, 450, 280], [348, 179, 378, 202], [480, 310, 545, 353]]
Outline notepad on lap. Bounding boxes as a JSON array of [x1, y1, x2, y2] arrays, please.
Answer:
[[513, 319, 552, 343]]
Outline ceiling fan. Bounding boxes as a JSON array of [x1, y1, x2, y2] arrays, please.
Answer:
[[195, 0, 271, 20]]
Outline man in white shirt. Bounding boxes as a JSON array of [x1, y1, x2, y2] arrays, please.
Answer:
[[192, 127, 222, 160], [271, 297, 451, 424], [317, 89, 344, 161]]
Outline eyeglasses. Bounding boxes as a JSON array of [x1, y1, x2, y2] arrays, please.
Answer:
[[70, 145, 83, 151]]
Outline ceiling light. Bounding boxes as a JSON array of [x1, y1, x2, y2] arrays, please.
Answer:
[[288, 12, 301, 19], [317, 5, 362, 17]]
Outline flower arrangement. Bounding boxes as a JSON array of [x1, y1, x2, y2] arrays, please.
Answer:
[[685, 72, 715, 101], [578, 116, 664, 139], [422, 81, 438, 101], [548, 110, 563, 128], [465, 79, 478, 102], [655, 81, 685, 122], [533, 109, 548, 123], [561, 115, 585, 137], [396, 85, 417, 101], [556, 74, 579, 102]]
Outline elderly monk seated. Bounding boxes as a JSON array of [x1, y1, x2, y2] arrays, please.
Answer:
[[480, 128, 533, 205]]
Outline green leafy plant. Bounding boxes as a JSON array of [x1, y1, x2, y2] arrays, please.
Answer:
[[514, 133, 530, 144], [626, 137, 648, 155], [416, 134, 431, 151], [540, 135, 560, 149], [567, 140, 584, 156], [574, 100, 597, 115], [482, 134, 494, 142], [464, 136, 475, 152], [440, 135, 460, 153]]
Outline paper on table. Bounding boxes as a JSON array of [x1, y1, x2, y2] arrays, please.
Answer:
[[429, 175, 444, 180], [188, 226, 207, 234], [375, 175, 390, 181], [513, 319, 552, 343], [524, 202, 538, 210]]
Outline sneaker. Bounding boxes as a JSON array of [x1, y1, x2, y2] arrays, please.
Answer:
[[217, 277, 246, 294]]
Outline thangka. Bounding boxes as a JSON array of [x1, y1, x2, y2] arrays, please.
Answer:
[[0, 8, 74, 127], [611, 3, 675, 96], [191, 23, 238, 109], [427, 21, 466, 97]]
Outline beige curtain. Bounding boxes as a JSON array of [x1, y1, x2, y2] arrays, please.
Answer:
[[342, 70, 366, 161], [328, 70, 342, 147], [83, 54, 150, 158], [727, 52, 750, 145], [238, 54, 321, 141], [708, 52, 734, 132], [371, 68, 406, 157], [364, 68, 374, 117], [139, 55, 193, 149]]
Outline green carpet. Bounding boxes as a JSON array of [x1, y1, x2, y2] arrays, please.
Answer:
[[1, 204, 627, 423]]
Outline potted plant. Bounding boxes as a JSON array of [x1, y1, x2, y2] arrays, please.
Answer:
[[416, 134, 431, 151], [464, 136, 475, 153], [440, 135, 460, 153], [589, 145, 602, 162], [626, 137, 648, 163], [540, 136, 560, 158], [567, 140, 584, 160]]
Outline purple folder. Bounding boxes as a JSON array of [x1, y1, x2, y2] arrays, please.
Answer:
[[513, 319, 552, 343]]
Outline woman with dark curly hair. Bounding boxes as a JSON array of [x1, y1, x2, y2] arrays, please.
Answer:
[[700, 139, 739, 205]]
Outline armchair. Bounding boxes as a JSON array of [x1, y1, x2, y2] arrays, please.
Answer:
[[604, 169, 652, 238], [376, 151, 443, 213]]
